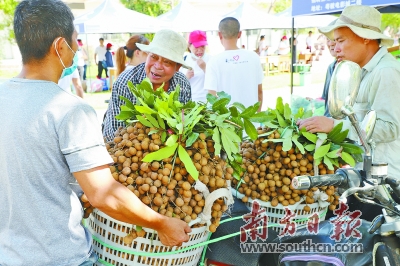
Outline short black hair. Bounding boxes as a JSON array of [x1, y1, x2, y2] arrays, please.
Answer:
[[99, 38, 104, 41], [219, 17, 240, 39], [14, 0, 75, 64]]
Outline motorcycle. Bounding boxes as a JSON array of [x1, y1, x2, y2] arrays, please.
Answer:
[[204, 61, 400, 266]]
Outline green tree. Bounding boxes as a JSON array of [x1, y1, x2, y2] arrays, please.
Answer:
[[382, 14, 400, 36], [0, 0, 18, 40], [120, 0, 173, 17]]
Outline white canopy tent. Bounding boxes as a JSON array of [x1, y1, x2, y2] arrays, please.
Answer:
[[74, 0, 158, 34], [221, 2, 288, 30], [277, 7, 337, 28], [156, 1, 221, 32]]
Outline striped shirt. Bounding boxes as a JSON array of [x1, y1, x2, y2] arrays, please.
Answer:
[[102, 63, 191, 140]]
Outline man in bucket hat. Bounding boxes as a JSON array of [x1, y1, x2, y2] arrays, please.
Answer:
[[103, 29, 192, 140], [297, 5, 400, 219]]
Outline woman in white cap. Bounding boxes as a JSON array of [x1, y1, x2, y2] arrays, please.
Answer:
[[103, 29, 192, 140], [180, 30, 210, 103]]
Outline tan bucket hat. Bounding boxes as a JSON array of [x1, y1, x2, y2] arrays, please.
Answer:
[[136, 29, 190, 69], [319, 5, 393, 47]]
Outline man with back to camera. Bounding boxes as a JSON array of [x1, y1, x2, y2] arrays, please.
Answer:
[[297, 5, 400, 221], [204, 17, 263, 112], [0, 1, 190, 265]]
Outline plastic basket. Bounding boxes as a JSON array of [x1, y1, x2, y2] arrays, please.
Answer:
[[231, 188, 329, 234], [87, 209, 209, 266]]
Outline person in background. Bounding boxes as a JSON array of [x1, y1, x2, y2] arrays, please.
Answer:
[[0, 1, 190, 265], [204, 17, 263, 111], [277, 36, 290, 55], [77, 39, 87, 81], [306, 30, 314, 52], [58, 68, 84, 98], [297, 6, 400, 222], [103, 29, 192, 140], [180, 30, 210, 103], [258, 35, 268, 56], [105, 42, 114, 69], [94, 37, 107, 79], [116, 34, 149, 76]]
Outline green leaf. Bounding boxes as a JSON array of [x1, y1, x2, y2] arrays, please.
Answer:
[[186, 132, 199, 147], [165, 134, 178, 146], [232, 102, 246, 112], [240, 104, 259, 119], [294, 107, 304, 119], [304, 144, 316, 152], [323, 156, 334, 170], [302, 110, 313, 119], [178, 145, 199, 180], [212, 98, 230, 112], [136, 115, 154, 128], [145, 114, 159, 128], [276, 97, 284, 114], [341, 151, 356, 166], [353, 153, 363, 162], [212, 127, 222, 156], [340, 142, 364, 154], [330, 129, 349, 143], [157, 114, 166, 129], [135, 105, 156, 114], [275, 110, 288, 127], [115, 111, 134, 121], [283, 138, 293, 152], [206, 93, 217, 105], [229, 106, 239, 117], [281, 128, 293, 139], [314, 143, 331, 159], [314, 157, 322, 168], [292, 134, 305, 154], [284, 103, 292, 120], [326, 148, 341, 158], [161, 131, 167, 142], [216, 91, 232, 101], [327, 122, 343, 140], [243, 119, 258, 141], [142, 143, 178, 162], [120, 105, 134, 112], [302, 131, 318, 144], [249, 112, 273, 123]]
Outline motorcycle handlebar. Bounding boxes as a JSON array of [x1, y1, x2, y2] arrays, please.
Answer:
[[291, 169, 361, 190]]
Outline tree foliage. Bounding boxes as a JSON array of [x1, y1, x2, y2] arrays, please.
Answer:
[[120, 0, 173, 17], [0, 0, 18, 40], [382, 14, 400, 36]]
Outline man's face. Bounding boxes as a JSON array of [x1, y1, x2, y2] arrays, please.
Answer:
[[99, 39, 104, 45], [145, 53, 180, 86], [334, 27, 367, 66], [327, 38, 337, 57]]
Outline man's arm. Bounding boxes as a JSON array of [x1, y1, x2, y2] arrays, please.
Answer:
[[74, 165, 191, 246], [258, 84, 263, 112], [72, 77, 84, 98], [208, 90, 216, 96], [94, 49, 98, 65]]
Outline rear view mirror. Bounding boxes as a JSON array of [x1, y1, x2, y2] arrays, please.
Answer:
[[328, 61, 362, 119]]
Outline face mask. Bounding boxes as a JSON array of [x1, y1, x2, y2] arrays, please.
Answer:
[[54, 37, 78, 79]]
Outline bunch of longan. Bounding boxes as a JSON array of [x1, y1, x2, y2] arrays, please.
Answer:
[[84, 122, 233, 239], [232, 128, 340, 213]]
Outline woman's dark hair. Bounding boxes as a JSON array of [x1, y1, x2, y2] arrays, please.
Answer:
[[260, 35, 265, 40], [14, 0, 75, 64], [116, 35, 149, 76]]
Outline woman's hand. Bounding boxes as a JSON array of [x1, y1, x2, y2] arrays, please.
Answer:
[[197, 58, 206, 72], [186, 69, 194, 79]]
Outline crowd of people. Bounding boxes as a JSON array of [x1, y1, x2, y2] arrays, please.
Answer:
[[1, 0, 400, 265]]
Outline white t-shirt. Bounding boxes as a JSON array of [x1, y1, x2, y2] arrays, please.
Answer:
[[58, 69, 79, 92], [258, 40, 268, 56], [204, 49, 263, 108], [95, 46, 107, 62], [180, 53, 210, 102], [278, 40, 290, 55], [306, 36, 313, 47]]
